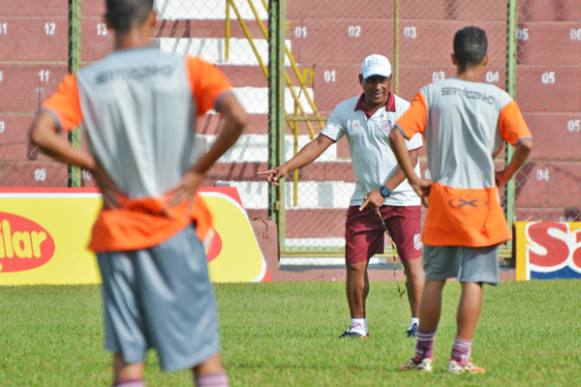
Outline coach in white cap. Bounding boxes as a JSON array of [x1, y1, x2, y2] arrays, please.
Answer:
[[260, 54, 425, 339]]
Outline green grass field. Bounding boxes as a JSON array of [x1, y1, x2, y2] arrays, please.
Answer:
[[0, 280, 579, 386]]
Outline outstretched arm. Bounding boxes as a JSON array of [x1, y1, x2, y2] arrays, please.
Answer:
[[258, 134, 334, 186]]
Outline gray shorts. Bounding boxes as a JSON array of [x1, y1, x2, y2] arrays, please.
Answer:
[[423, 244, 500, 285], [97, 226, 220, 372]]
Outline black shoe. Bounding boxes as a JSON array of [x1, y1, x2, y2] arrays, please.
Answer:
[[339, 330, 369, 339], [406, 322, 418, 338]]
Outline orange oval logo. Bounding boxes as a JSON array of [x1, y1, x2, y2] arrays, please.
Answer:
[[0, 212, 55, 273]]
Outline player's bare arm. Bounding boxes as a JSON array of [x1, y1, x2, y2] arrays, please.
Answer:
[[258, 134, 334, 186], [495, 138, 533, 186], [30, 112, 96, 172], [389, 128, 432, 206], [492, 141, 505, 159], [167, 93, 247, 206], [30, 112, 127, 208], [360, 148, 420, 210]]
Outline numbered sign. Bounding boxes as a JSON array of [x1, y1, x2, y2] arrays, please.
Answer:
[[485, 71, 499, 84], [432, 71, 445, 82], [567, 119, 580, 133], [403, 26, 417, 39], [536, 168, 550, 182], [347, 25, 361, 38], [97, 22, 108, 37], [38, 70, 50, 83], [323, 70, 336, 83], [34, 168, 47, 182], [82, 170, 92, 181], [541, 71, 556, 85], [294, 26, 307, 39], [44, 22, 56, 36]]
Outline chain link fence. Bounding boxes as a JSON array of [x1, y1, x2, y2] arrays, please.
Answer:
[[0, 0, 578, 257], [281, 0, 514, 255], [283, 1, 398, 253], [80, 0, 274, 200], [514, 0, 581, 223], [0, 0, 72, 186]]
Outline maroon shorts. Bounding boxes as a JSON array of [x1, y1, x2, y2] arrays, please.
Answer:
[[345, 205, 422, 264]]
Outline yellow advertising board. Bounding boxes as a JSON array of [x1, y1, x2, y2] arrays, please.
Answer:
[[515, 221, 581, 281], [0, 188, 268, 285]]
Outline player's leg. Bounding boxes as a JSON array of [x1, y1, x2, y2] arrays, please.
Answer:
[[141, 226, 227, 385], [399, 279, 445, 372], [113, 355, 144, 386], [418, 279, 445, 333], [97, 252, 149, 386], [456, 281, 483, 339], [345, 259, 369, 321], [448, 281, 485, 374], [364, 265, 370, 303], [400, 245, 460, 371], [402, 258, 423, 334], [414, 279, 445, 358], [386, 205, 424, 336], [339, 261, 369, 338], [448, 245, 499, 374], [342, 206, 384, 338], [192, 354, 228, 387]]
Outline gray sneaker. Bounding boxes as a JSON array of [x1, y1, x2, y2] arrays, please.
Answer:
[[406, 322, 419, 337], [399, 358, 433, 372], [338, 330, 369, 339]]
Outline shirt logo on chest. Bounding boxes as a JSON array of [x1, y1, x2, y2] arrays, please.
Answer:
[[351, 120, 362, 129], [381, 119, 394, 131]]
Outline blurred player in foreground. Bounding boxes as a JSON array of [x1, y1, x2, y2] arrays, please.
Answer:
[[30, 1, 247, 386], [260, 54, 425, 339], [391, 26, 533, 373]]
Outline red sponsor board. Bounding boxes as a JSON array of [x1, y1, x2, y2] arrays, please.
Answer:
[[516, 221, 581, 280], [0, 212, 55, 272]]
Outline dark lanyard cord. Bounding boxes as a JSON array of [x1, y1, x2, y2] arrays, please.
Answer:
[[375, 207, 406, 298]]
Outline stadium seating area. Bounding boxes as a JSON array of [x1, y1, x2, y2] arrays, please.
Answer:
[[0, 0, 579, 246]]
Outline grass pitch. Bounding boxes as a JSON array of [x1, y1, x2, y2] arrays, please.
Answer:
[[0, 280, 579, 386]]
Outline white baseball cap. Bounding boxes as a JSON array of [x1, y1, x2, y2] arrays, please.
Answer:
[[360, 54, 392, 79]]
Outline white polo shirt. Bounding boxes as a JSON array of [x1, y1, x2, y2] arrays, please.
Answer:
[[321, 93, 422, 207]]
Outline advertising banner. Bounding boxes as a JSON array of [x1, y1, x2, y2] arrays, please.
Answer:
[[515, 221, 581, 281], [0, 187, 268, 285]]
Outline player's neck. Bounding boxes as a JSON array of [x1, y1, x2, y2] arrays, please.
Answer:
[[456, 66, 486, 82], [363, 95, 388, 114], [114, 28, 152, 51]]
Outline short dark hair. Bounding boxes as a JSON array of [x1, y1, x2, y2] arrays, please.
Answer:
[[453, 26, 488, 71], [106, 0, 154, 33]]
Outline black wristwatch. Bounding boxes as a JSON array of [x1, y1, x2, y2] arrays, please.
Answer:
[[379, 186, 392, 198]]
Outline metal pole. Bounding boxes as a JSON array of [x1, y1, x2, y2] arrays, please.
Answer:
[[393, 0, 400, 94], [268, 0, 286, 252], [68, 0, 82, 187], [504, 0, 518, 257], [225, 1, 231, 62]]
